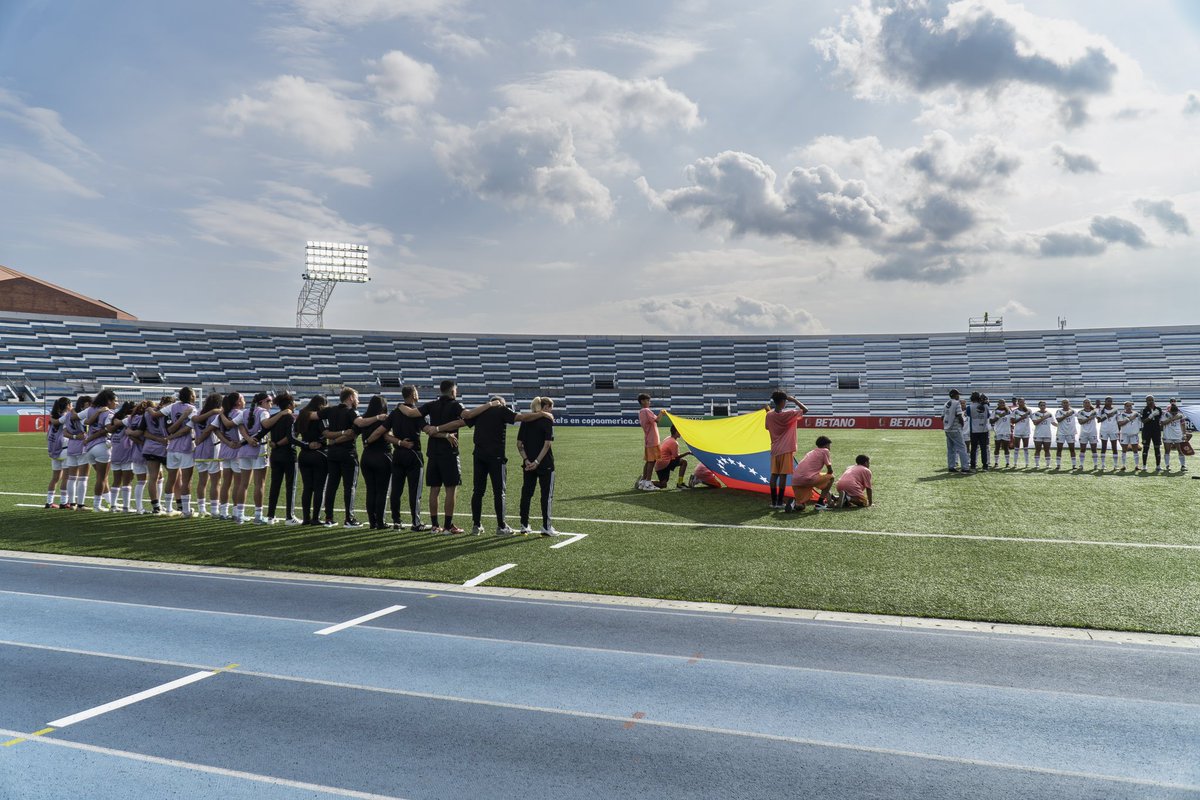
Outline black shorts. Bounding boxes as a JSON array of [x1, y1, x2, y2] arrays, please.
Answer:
[[143, 453, 166, 465], [426, 451, 462, 487], [656, 458, 683, 481]]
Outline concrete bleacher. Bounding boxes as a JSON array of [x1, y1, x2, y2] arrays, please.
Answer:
[[2, 311, 1199, 416]]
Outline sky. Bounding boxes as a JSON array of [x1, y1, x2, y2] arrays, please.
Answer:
[[1, 0, 1198, 336]]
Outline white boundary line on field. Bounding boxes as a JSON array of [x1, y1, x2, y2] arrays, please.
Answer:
[[6, 491, 1200, 551], [551, 516, 1200, 552], [464, 564, 517, 587]]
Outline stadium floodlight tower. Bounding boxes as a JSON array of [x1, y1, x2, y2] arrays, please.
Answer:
[[296, 241, 370, 329]]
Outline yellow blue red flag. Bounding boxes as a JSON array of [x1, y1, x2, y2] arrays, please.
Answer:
[[665, 410, 797, 496]]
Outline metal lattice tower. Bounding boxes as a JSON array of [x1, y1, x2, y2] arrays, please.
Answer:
[[295, 241, 369, 329]]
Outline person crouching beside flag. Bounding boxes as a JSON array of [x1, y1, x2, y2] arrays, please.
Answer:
[[785, 436, 834, 513], [834, 455, 873, 508], [651, 426, 690, 489]]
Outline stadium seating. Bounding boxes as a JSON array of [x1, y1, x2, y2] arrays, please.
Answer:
[[2, 311, 1199, 416]]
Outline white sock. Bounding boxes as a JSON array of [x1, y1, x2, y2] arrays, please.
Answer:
[[107, 488, 116, 506], [1165, 452, 1171, 468], [1180, 454, 1186, 469], [235, 504, 245, 521], [93, 495, 102, 510], [77, 477, 89, 504], [199, 498, 207, 514], [121, 486, 131, 508], [60, 481, 72, 504], [164, 493, 174, 510], [46, 490, 55, 504], [1034, 456, 1040, 467], [1056, 456, 1061, 467], [135, 483, 146, 511], [1101, 454, 1106, 467], [255, 506, 263, 521], [182, 496, 191, 514], [1023, 449, 1029, 466], [1092, 453, 1097, 465], [156, 478, 164, 498]]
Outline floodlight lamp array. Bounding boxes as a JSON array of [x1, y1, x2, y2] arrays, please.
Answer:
[[304, 241, 369, 283]]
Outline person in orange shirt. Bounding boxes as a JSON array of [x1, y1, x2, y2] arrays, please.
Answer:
[[651, 426, 690, 489], [764, 390, 807, 509], [635, 393, 668, 491], [786, 436, 834, 513], [834, 455, 873, 508], [687, 462, 722, 488]]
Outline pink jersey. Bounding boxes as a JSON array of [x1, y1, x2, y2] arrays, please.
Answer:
[[654, 437, 680, 470], [166, 402, 197, 454], [694, 463, 720, 487], [639, 407, 660, 447], [836, 464, 873, 498], [792, 447, 831, 484], [765, 408, 803, 457]]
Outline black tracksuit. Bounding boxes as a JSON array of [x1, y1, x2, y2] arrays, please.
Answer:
[[296, 412, 328, 523], [468, 405, 517, 528], [517, 417, 555, 530], [359, 420, 391, 528], [266, 413, 300, 519], [1141, 406, 1163, 468], [386, 406, 425, 527], [321, 403, 360, 521]]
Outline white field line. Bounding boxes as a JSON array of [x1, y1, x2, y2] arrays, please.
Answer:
[[48, 670, 218, 728], [15, 503, 43, 508], [549, 533, 588, 549], [0, 728, 409, 800], [314, 605, 406, 636], [464, 563, 517, 587], [6, 489, 1200, 551], [553, 516, 1200, 552]]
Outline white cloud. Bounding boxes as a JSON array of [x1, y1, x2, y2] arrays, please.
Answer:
[[643, 150, 889, 243], [367, 50, 440, 119], [216, 75, 370, 154], [0, 89, 96, 163], [905, 130, 1020, 191], [815, 0, 1123, 127], [1135, 198, 1191, 236], [637, 295, 823, 334], [433, 112, 614, 222], [529, 30, 576, 59], [997, 299, 1034, 317], [0, 147, 100, 198], [186, 181, 393, 258], [1089, 215, 1148, 249], [600, 32, 706, 75], [1050, 142, 1101, 174], [428, 25, 486, 58], [287, 0, 465, 26]]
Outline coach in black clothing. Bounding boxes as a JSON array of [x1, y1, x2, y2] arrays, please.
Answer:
[[518, 397, 557, 535], [320, 388, 362, 527], [396, 379, 467, 532], [463, 396, 556, 535], [1141, 395, 1163, 471]]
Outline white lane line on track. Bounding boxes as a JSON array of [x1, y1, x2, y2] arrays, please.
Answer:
[[549, 533, 588, 549], [0, 728, 409, 800], [4, 705, 1194, 793], [553, 515, 1200, 551], [3, 558, 1198, 653], [47, 669, 221, 728], [6, 617, 1200, 708], [7, 489, 1200, 551], [315, 605, 406, 636], [463, 563, 517, 587]]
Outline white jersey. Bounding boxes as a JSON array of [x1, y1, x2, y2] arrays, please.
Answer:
[[1163, 412, 1186, 442], [1097, 407, 1120, 438], [991, 409, 1012, 438], [1032, 411, 1055, 440], [1076, 409, 1098, 442], [1011, 408, 1032, 437], [1118, 411, 1142, 440], [1054, 409, 1078, 440]]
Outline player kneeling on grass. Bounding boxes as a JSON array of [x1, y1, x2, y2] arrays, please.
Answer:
[[651, 426, 690, 489], [687, 462, 722, 488], [785, 436, 833, 513], [1162, 399, 1188, 473], [834, 455, 873, 508]]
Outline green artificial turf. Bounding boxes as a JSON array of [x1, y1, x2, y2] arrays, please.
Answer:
[[1, 428, 1197, 634]]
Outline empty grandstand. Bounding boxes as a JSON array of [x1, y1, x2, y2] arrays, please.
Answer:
[[3, 310, 1200, 416]]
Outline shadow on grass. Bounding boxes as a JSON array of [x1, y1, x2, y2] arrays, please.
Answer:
[[563, 487, 828, 525], [0, 510, 522, 572]]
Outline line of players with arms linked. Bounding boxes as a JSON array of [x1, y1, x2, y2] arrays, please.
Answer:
[[38, 380, 564, 536], [942, 390, 1193, 473], [634, 391, 875, 513]]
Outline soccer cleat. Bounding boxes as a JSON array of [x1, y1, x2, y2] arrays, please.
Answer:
[[181, 511, 194, 519], [473, 525, 486, 536], [445, 525, 465, 535], [253, 517, 270, 525], [496, 526, 516, 536], [429, 525, 443, 534], [519, 524, 533, 535], [540, 526, 559, 537], [44, 503, 57, 509], [783, 501, 799, 513], [344, 518, 363, 528], [814, 503, 830, 512]]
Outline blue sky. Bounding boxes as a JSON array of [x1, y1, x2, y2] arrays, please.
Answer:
[[1, 0, 1198, 335]]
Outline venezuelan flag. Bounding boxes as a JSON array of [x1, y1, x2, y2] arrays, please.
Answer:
[[665, 410, 797, 497]]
